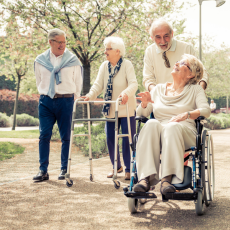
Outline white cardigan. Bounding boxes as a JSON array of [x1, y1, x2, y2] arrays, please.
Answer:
[[86, 59, 138, 118]]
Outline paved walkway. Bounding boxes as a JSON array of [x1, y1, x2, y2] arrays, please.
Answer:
[[0, 129, 230, 229], [0, 126, 39, 131]]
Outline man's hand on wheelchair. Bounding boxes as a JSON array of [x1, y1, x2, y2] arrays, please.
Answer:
[[169, 112, 188, 122], [136, 92, 154, 108]]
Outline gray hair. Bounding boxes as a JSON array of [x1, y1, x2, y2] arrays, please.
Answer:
[[182, 54, 204, 85], [104, 36, 126, 56], [48, 28, 66, 41], [149, 18, 173, 38]]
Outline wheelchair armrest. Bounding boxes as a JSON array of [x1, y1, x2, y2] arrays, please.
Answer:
[[195, 116, 205, 121], [135, 116, 149, 123], [195, 116, 207, 124]]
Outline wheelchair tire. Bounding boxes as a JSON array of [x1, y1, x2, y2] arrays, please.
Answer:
[[202, 132, 215, 206], [195, 190, 205, 216], [128, 198, 138, 213], [208, 135, 215, 202]]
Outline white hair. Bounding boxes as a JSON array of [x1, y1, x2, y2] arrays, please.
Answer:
[[104, 36, 126, 56], [149, 18, 173, 38], [48, 28, 66, 41], [182, 54, 204, 85]]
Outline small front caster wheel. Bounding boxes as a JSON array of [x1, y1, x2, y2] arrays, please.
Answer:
[[114, 180, 120, 189], [90, 175, 93, 181], [66, 179, 73, 187], [139, 198, 147, 204]]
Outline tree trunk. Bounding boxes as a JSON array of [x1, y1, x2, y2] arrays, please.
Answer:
[[82, 63, 91, 119], [12, 76, 21, 130]]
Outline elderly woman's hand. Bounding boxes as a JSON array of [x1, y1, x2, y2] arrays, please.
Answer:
[[136, 92, 154, 108], [119, 93, 128, 105], [81, 96, 90, 101], [169, 112, 188, 122]]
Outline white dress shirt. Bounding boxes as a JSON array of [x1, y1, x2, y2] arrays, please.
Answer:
[[35, 49, 83, 97], [210, 102, 216, 111]]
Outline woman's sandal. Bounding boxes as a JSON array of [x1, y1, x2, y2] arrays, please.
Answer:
[[160, 180, 176, 195]]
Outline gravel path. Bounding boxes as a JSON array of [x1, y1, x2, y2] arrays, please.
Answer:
[[0, 129, 230, 230]]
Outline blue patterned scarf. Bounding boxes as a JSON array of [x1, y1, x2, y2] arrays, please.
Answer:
[[102, 57, 123, 116]]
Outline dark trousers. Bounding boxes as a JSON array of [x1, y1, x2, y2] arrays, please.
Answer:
[[105, 116, 136, 173], [38, 95, 74, 172]]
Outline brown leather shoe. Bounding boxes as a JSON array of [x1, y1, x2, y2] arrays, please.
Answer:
[[160, 181, 176, 195], [107, 166, 123, 178], [133, 177, 150, 192], [125, 172, 130, 180]]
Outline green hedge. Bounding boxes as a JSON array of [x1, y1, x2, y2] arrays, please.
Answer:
[[205, 113, 230, 130], [0, 89, 103, 119], [0, 113, 11, 127], [73, 122, 107, 158], [0, 113, 39, 127], [10, 113, 39, 126], [51, 122, 108, 158]]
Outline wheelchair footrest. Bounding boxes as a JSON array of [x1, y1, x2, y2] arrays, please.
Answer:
[[164, 192, 197, 201], [124, 191, 157, 199]]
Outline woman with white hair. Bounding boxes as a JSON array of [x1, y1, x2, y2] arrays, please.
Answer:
[[81, 36, 138, 180], [134, 54, 211, 194]]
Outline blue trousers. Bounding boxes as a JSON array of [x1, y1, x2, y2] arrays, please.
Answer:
[[38, 95, 74, 172], [105, 116, 136, 173]]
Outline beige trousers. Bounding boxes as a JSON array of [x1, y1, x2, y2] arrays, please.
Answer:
[[136, 119, 196, 186]]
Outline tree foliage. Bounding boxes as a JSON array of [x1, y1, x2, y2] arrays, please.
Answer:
[[203, 44, 230, 98], [0, 0, 186, 95], [0, 14, 46, 129]]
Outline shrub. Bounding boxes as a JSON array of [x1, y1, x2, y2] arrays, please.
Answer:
[[73, 122, 108, 158], [0, 89, 40, 118], [0, 112, 11, 127], [10, 113, 39, 126], [205, 113, 230, 130], [51, 123, 61, 141]]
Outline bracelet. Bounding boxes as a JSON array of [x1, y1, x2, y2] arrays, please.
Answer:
[[187, 111, 191, 120]]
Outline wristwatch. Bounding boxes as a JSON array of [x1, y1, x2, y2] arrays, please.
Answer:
[[187, 111, 191, 120]]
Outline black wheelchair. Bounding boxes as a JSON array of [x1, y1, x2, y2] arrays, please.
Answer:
[[123, 115, 215, 215]]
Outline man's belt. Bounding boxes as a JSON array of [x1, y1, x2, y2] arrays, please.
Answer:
[[53, 93, 74, 98], [41, 94, 74, 98]]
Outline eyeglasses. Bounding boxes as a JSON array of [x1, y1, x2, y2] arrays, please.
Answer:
[[51, 40, 67, 45], [105, 48, 113, 51], [176, 61, 191, 72]]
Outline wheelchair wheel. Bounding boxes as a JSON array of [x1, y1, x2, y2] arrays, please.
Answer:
[[128, 198, 138, 213], [195, 190, 205, 216], [202, 131, 215, 206], [208, 135, 215, 201]]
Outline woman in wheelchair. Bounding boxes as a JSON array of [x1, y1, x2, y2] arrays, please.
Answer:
[[134, 54, 211, 195]]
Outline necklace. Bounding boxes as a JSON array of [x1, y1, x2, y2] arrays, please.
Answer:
[[167, 86, 184, 96]]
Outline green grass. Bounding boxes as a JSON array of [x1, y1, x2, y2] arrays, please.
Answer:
[[0, 142, 25, 161], [0, 130, 39, 139]]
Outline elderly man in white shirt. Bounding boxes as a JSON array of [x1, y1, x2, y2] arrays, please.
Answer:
[[210, 100, 216, 113], [143, 18, 209, 92], [33, 28, 83, 181]]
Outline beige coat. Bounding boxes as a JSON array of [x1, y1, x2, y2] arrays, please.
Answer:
[[86, 59, 138, 118]]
